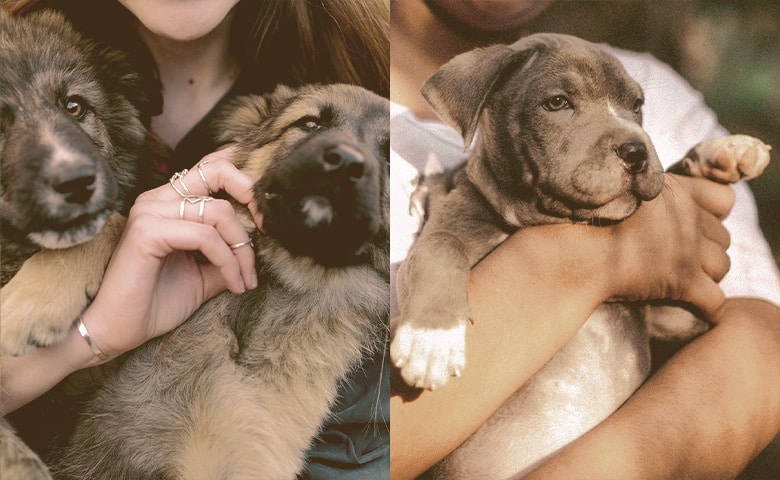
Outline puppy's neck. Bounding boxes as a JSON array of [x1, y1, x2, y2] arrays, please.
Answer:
[[465, 149, 546, 228]]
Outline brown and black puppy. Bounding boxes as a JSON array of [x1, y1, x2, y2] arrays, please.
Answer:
[[0, 8, 155, 356], [390, 33, 770, 478], [0, 8, 156, 480], [54, 84, 389, 480]]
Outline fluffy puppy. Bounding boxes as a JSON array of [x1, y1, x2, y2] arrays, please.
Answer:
[[55, 84, 389, 480], [0, 8, 154, 356], [0, 8, 155, 479]]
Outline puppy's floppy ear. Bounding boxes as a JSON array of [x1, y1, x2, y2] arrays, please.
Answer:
[[422, 44, 540, 149], [214, 95, 272, 145], [94, 47, 160, 120]]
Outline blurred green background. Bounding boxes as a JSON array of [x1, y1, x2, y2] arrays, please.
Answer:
[[525, 1, 779, 478]]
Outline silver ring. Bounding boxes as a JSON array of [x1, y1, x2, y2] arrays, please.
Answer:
[[179, 195, 214, 221], [229, 239, 253, 250], [169, 169, 191, 197], [197, 160, 215, 195], [198, 196, 213, 223]]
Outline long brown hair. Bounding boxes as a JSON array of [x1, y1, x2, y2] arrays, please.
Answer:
[[2, 0, 390, 97]]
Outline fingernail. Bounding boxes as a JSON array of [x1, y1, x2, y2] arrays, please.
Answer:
[[250, 269, 258, 289]]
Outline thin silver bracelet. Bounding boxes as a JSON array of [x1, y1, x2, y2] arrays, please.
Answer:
[[77, 317, 108, 361]]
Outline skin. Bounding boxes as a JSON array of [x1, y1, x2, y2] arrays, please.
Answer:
[[1, 1, 259, 414], [389, 1, 780, 478], [119, 0, 242, 149]]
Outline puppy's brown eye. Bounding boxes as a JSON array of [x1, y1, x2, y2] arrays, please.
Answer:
[[542, 95, 570, 111], [65, 95, 88, 120]]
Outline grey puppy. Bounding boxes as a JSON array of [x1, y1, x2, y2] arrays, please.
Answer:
[[54, 84, 389, 480], [390, 33, 770, 478]]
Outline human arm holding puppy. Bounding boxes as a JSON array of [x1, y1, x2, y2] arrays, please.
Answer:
[[390, 1, 780, 478], [0, 151, 259, 414], [390, 173, 746, 478]]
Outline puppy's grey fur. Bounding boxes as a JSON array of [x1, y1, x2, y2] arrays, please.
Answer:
[[390, 33, 770, 478], [54, 84, 389, 480]]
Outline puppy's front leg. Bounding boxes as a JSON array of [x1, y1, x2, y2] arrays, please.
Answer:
[[0, 213, 125, 356], [393, 231, 471, 390], [668, 134, 771, 183]]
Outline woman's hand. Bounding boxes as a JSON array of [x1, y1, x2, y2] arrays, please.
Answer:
[[603, 174, 734, 318], [84, 147, 260, 358]]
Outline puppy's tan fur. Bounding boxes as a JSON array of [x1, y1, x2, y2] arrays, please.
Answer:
[[52, 84, 389, 480]]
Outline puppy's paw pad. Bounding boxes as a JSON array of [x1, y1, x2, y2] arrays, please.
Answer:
[[693, 134, 771, 183], [391, 323, 466, 390]]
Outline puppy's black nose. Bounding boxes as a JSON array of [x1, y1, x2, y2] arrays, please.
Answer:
[[323, 144, 365, 180], [617, 142, 648, 174], [46, 165, 97, 204], [48, 165, 97, 204]]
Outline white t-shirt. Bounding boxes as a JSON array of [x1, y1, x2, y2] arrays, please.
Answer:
[[390, 45, 780, 318]]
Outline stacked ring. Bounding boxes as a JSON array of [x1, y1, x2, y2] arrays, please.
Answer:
[[197, 159, 215, 195], [170, 169, 215, 222], [169, 169, 192, 197], [178, 195, 214, 222]]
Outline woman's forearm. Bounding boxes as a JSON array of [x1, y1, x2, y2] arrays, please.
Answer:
[[0, 322, 101, 414], [390, 224, 614, 479], [525, 298, 780, 480]]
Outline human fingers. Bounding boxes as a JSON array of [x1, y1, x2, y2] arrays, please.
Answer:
[[124, 213, 248, 294], [668, 174, 735, 220], [683, 272, 726, 321], [175, 196, 256, 289], [699, 209, 731, 250], [154, 146, 256, 206], [132, 195, 255, 291], [698, 237, 731, 284]]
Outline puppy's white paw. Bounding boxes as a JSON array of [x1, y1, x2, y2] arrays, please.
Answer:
[[686, 134, 771, 183], [391, 322, 466, 390]]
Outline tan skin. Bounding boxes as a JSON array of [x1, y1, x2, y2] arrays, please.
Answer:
[[389, 1, 780, 478]]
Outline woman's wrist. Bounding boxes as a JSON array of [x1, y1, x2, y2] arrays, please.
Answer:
[[0, 324, 101, 414], [66, 316, 111, 369], [78, 304, 125, 361]]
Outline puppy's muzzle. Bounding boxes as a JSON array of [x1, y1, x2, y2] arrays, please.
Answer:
[[257, 133, 381, 266]]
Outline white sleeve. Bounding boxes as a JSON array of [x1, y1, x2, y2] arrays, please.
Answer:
[[610, 47, 780, 305]]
